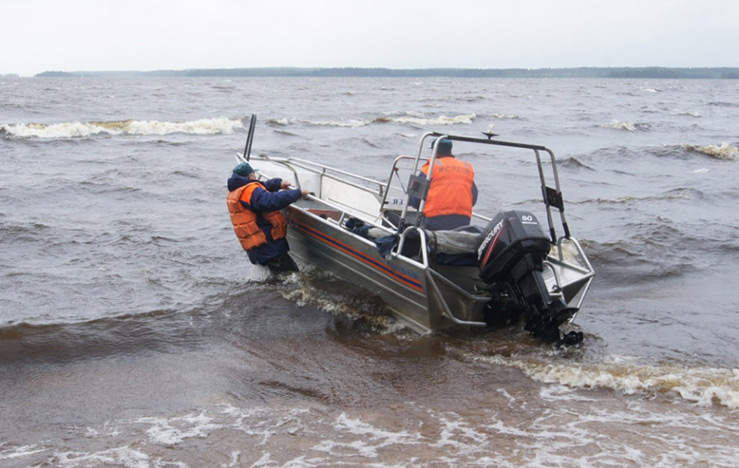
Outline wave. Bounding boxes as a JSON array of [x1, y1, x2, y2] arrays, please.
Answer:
[[557, 156, 595, 171], [473, 353, 739, 409], [599, 120, 649, 132], [0, 117, 243, 139], [681, 143, 738, 160], [276, 113, 477, 128], [275, 270, 402, 333], [0, 219, 52, 242], [581, 190, 691, 204], [0, 308, 202, 364], [707, 101, 739, 108], [491, 112, 523, 120], [677, 110, 702, 118], [266, 117, 290, 127], [581, 218, 705, 283], [584, 143, 738, 163]]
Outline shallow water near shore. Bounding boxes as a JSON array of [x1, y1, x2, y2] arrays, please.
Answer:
[[1, 76, 738, 466]]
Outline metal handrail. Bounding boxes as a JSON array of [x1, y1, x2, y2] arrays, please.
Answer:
[[379, 155, 423, 208], [393, 225, 429, 266], [550, 237, 596, 276], [425, 269, 488, 327], [395, 132, 571, 242], [280, 156, 386, 193]]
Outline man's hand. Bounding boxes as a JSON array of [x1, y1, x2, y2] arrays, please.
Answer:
[[280, 180, 292, 190]]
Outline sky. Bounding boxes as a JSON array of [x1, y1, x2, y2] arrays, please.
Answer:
[[2, 0, 737, 77]]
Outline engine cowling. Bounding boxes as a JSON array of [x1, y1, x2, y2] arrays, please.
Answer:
[[477, 211, 579, 344], [477, 211, 550, 284]]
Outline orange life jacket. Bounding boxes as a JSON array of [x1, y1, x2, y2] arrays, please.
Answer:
[[227, 182, 288, 251], [420, 157, 475, 218]]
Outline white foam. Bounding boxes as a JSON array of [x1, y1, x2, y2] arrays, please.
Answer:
[[267, 117, 290, 126], [301, 118, 368, 128], [682, 142, 738, 160], [245, 263, 274, 282], [0, 117, 243, 138], [251, 452, 274, 467], [387, 113, 476, 126], [492, 112, 521, 120], [219, 404, 312, 446], [431, 411, 488, 452], [601, 119, 638, 131], [474, 354, 739, 408], [137, 412, 221, 446], [54, 446, 153, 468], [33, 399, 738, 467], [0, 444, 45, 460], [277, 277, 397, 330], [301, 113, 476, 128], [315, 412, 419, 458]]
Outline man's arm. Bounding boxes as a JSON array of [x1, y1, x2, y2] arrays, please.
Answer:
[[262, 178, 283, 192], [248, 186, 302, 212]]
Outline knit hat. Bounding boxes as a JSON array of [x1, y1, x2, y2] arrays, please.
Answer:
[[430, 138, 453, 156], [233, 162, 256, 177]]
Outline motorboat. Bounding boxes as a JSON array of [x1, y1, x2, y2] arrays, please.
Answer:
[[234, 118, 595, 344]]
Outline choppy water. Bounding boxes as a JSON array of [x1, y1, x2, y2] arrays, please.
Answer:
[[1, 76, 738, 467]]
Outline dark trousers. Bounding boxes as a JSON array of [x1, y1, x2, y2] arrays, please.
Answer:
[[265, 253, 299, 274]]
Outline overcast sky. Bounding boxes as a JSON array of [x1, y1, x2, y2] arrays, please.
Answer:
[[2, 0, 737, 76]]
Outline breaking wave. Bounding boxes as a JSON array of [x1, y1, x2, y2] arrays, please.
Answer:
[[599, 120, 648, 132], [681, 142, 738, 160], [491, 112, 522, 120], [268, 113, 477, 128], [277, 274, 402, 333], [0, 118, 243, 139], [474, 354, 739, 409]]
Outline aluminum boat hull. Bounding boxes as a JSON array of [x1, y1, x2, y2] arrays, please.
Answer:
[[235, 131, 595, 338]]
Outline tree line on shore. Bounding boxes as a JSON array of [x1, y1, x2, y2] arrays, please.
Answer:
[[34, 67, 739, 79]]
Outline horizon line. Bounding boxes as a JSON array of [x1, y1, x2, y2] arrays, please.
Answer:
[[5, 66, 738, 79], [36, 66, 739, 80]]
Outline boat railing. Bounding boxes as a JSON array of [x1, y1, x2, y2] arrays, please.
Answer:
[[393, 225, 429, 266], [252, 154, 402, 225], [392, 224, 488, 328], [380, 155, 491, 230], [388, 132, 572, 244], [269, 156, 387, 194], [425, 269, 488, 327], [545, 236, 596, 313]]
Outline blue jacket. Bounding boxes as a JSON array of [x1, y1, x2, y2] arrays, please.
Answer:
[[227, 173, 302, 265]]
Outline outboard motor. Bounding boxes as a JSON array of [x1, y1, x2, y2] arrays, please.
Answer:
[[477, 211, 578, 343]]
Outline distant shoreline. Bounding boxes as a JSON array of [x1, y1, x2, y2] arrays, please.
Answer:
[[32, 67, 739, 79]]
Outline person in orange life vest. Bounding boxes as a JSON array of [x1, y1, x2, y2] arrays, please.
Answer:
[[227, 162, 310, 273], [409, 138, 478, 230]]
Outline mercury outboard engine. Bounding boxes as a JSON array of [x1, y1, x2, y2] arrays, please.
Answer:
[[477, 211, 579, 343]]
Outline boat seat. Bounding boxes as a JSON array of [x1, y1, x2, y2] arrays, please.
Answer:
[[428, 229, 482, 266], [450, 224, 483, 234], [346, 215, 482, 266]]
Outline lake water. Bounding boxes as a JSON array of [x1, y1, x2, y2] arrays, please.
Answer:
[[1, 76, 738, 467]]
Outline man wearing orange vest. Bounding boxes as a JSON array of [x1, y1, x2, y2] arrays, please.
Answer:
[[227, 162, 309, 273], [410, 138, 478, 230]]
